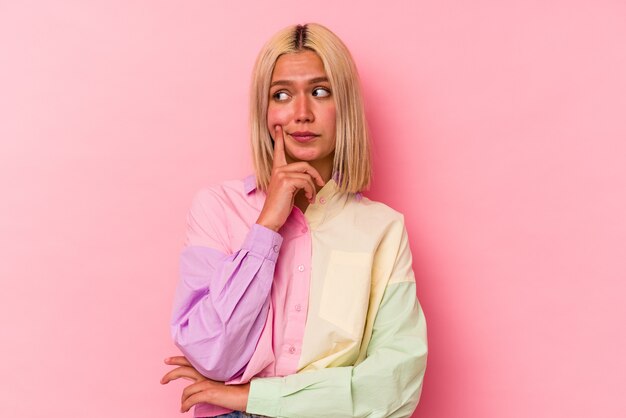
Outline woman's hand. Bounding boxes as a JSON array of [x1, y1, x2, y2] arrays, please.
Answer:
[[161, 356, 250, 413], [256, 125, 325, 231]]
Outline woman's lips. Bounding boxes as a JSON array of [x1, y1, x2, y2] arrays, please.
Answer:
[[289, 131, 319, 143]]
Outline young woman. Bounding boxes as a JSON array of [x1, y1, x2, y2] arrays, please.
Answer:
[[161, 23, 428, 418]]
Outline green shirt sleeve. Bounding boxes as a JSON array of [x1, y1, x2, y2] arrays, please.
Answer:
[[246, 280, 428, 418]]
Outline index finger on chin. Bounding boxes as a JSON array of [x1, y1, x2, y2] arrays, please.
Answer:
[[272, 125, 288, 168]]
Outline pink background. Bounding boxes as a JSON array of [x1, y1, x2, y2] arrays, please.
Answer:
[[1, 1, 625, 417]]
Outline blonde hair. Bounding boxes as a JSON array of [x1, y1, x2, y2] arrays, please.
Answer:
[[249, 23, 372, 194]]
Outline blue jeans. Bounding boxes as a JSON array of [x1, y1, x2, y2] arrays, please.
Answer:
[[212, 412, 268, 418]]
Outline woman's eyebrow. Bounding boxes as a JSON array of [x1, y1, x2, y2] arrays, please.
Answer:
[[308, 76, 329, 84], [270, 76, 329, 87]]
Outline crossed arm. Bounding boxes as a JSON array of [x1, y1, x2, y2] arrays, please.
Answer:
[[162, 279, 427, 417]]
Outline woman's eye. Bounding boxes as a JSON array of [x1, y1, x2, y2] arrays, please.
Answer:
[[312, 87, 331, 98], [273, 91, 289, 101]]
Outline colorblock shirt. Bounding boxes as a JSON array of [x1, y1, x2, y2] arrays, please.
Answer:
[[170, 174, 427, 418]]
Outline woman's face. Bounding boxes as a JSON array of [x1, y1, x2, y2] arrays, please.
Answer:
[[267, 50, 336, 166]]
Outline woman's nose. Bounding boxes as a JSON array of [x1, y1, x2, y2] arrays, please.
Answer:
[[294, 95, 314, 123]]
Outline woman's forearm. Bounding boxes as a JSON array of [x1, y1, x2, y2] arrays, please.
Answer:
[[171, 223, 283, 381]]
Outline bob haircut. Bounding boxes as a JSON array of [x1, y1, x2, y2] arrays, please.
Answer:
[[250, 23, 372, 194]]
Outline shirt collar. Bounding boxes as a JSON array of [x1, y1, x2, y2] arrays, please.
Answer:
[[243, 173, 354, 228], [244, 174, 257, 195], [243, 173, 339, 199]]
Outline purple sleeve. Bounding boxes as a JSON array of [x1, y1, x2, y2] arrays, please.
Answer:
[[170, 223, 283, 381]]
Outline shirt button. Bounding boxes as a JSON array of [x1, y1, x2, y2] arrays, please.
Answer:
[[272, 245, 279, 253], [297, 264, 305, 272], [295, 304, 302, 312], [288, 346, 296, 354], [319, 196, 326, 204]]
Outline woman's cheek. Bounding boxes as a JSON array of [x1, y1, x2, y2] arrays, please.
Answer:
[[267, 105, 291, 128], [321, 106, 336, 133]]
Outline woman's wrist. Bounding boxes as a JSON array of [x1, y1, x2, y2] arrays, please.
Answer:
[[256, 215, 281, 232], [228, 383, 251, 412]]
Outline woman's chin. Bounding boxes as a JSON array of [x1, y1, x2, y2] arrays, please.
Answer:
[[287, 150, 321, 163], [286, 146, 335, 166]]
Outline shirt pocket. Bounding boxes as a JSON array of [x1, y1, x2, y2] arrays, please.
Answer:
[[319, 250, 372, 338]]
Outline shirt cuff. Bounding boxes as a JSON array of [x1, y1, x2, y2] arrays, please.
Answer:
[[246, 377, 283, 417], [241, 223, 283, 262]]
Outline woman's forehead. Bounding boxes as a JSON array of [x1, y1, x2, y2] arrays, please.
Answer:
[[271, 50, 327, 82]]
